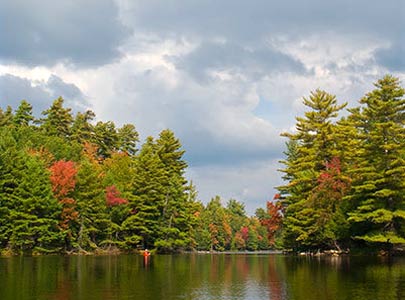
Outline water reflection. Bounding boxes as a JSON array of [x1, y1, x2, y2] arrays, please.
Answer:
[[1, 254, 405, 300]]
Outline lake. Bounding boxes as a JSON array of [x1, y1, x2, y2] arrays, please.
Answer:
[[1, 254, 405, 300]]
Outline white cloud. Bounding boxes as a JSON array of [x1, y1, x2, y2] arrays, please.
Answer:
[[187, 159, 283, 215], [1, 0, 404, 214]]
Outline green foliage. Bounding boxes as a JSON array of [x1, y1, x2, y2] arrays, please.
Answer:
[[71, 110, 95, 144], [0, 134, 63, 254], [2, 75, 405, 255], [279, 75, 405, 252], [93, 121, 119, 158], [74, 158, 109, 250], [347, 75, 405, 245], [279, 90, 347, 250], [39, 97, 73, 138], [0, 106, 13, 127], [13, 100, 35, 127], [121, 136, 166, 248], [117, 124, 139, 155]]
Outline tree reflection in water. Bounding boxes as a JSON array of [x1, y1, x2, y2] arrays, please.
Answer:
[[1, 254, 405, 300]]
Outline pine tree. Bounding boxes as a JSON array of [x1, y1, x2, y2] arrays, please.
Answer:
[[279, 90, 347, 250], [117, 124, 139, 156], [182, 181, 200, 250], [103, 152, 134, 247], [93, 121, 119, 158], [122, 137, 167, 249], [0, 131, 63, 255], [347, 75, 405, 247], [74, 158, 109, 251], [9, 154, 63, 254], [0, 106, 13, 127], [226, 199, 249, 249], [13, 100, 35, 127], [0, 128, 20, 250], [39, 97, 73, 138], [71, 110, 95, 144], [154, 129, 190, 252], [204, 196, 232, 251]]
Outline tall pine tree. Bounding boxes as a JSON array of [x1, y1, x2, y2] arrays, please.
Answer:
[[347, 75, 405, 247], [279, 90, 347, 250], [154, 129, 190, 252]]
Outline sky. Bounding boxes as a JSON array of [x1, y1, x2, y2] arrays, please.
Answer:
[[1, 0, 404, 214]]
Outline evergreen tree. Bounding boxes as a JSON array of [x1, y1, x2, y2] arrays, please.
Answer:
[[8, 153, 63, 254], [0, 130, 62, 254], [279, 90, 347, 250], [13, 100, 35, 127], [74, 158, 109, 251], [71, 110, 95, 144], [117, 124, 139, 155], [226, 199, 247, 232], [122, 137, 167, 249], [226, 199, 248, 249], [39, 97, 73, 138], [182, 181, 200, 250], [93, 121, 119, 158], [154, 129, 190, 252], [0, 128, 20, 250], [347, 75, 405, 246], [204, 196, 232, 251], [103, 152, 134, 247], [0, 106, 13, 127]]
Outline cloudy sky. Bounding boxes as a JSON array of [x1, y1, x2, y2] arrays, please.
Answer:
[[1, 0, 404, 214]]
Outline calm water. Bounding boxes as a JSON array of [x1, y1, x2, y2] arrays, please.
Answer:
[[1, 254, 405, 300]]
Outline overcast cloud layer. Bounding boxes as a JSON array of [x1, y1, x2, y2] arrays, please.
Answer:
[[0, 0, 404, 213]]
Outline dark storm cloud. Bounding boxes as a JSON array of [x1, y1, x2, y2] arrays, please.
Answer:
[[125, 0, 403, 40], [0, 0, 131, 67], [169, 41, 306, 82], [0, 74, 88, 115], [122, 0, 404, 78], [46, 75, 84, 100]]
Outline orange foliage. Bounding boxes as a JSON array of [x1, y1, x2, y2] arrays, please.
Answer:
[[208, 223, 219, 246], [49, 160, 77, 198], [49, 160, 79, 231], [59, 198, 79, 230], [27, 146, 55, 167], [82, 142, 101, 163], [260, 200, 283, 246]]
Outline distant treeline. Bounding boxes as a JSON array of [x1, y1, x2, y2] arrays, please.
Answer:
[[0, 98, 281, 255], [278, 75, 405, 253]]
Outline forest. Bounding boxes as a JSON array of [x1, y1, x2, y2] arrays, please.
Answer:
[[0, 74, 404, 255], [0, 96, 281, 255]]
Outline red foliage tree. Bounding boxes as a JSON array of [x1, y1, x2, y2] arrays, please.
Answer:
[[49, 160, 79, 232], [240, 226, 249, 242], [311, 156, 350, 209], [260, 200, 283, 246], [106, 185, 128, 206], [49, 160, 77, 198], [317, 157, 348, 194]]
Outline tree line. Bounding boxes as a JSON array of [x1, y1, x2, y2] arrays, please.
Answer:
[[278, 75, 405, 253], [0, 97, 281, 255], [2, 74, 402, 255]]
